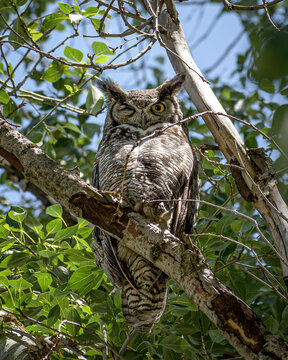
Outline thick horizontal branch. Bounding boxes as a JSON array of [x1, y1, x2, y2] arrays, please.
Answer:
[[1, 120, 288, 359]]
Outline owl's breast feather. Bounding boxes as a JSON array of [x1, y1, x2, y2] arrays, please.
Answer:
[[98, 123, 194, 204]]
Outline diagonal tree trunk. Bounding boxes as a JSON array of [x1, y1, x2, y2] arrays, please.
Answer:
[[144, 0, 288, 285], [1, 120, 288, 359]]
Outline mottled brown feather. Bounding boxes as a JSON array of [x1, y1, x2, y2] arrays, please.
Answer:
[[92, 74, 200, 332]]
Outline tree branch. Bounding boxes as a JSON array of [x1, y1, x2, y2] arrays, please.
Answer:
[[1, 120, 288, 359], [151, 0, 288, 287], [222, 0, 284, 11]]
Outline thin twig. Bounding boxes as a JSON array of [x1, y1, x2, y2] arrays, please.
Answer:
[[99, 0, 117, 36], [262, 0, 281, 31], [84, 18, 152, 38], [194, 145, 244, 170], [118, 0, 154, 37], [222, 0, 284, 11], [0, 45, 17, 96], [144, 0, 209, 83], [191, 232, 287, 299], [119, 328, 137, 355]]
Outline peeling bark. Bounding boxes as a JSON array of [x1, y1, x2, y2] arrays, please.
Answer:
[[150, 0, 288, 282], [0, 121, 288, 359]]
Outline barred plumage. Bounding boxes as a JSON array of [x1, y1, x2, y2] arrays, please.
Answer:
[[92, 74, 199, 332]]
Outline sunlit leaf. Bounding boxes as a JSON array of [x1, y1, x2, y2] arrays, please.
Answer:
[[58, 2, 73, 14], [0, 90, 10, 104], [35, 272, 53, 292], [41, 61, 64, 82], [47, 304, 61, 326], [92, 42, 115, 56], [42, 13, 69, 31], [64, 45, 83, 63], [0, 253, 32, 268], [86, 84, 103, 115], [9, 278, 33, 290], [46, 218, 62, 234], [46, 204, 63, 218], [54, 224, 78, 241], [95, 55, 110, 63]]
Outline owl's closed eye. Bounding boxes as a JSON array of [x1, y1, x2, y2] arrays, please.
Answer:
[[96, 74, 185, 130]]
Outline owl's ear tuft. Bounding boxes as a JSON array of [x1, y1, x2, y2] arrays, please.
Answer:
[[95, 78, 127, 102], [157, 73, 185, 99]]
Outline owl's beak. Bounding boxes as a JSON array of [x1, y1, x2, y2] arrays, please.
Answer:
[[141, 112, 147, 128]]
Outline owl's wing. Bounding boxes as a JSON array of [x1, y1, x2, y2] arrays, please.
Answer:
[[184, 153, 201, 234], [92, 156, 128, 288], [171, 153, 200, 238]]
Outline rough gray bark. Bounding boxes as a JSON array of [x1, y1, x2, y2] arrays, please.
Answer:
[[1, 120, 288, 359], [146, 0, 288, 284]]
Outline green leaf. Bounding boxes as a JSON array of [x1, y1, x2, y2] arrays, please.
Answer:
[[42, 13, 69, 31], [46, 204, 63, 218], [0, 239, 15, 252], [53, 266, 69, 283], [47, 304, 61, 326], [58, 2, 73, 14], [83, 7, 100, 17], [0, 275, 9, 287], [0, 225, 9, 239], [90, 18, 102, 32], [67, 308, 81, 336], [95, 55, 110, 64], [9, 278, 33, 290], [35, 272, 53, 292], [28, 28, 43, 42], [0, 252, 32, 268], [259, 78, 275, 94], [73, 4, 81, 13], [77, 226, 93, 239], [46, 218, 62, 234], [230, 220, 242, 233], [92, 42, 115, 56], [64, 84, 73, 93], [280, 87, 288, 96], [39, 250, 56, 258], [86, 84, 103, 115], [209, 329, 225, 343], [8, 18, 26, 49], [8, 206, 27, 223], [63, 122, 82, 134], [0, 90, 11, 104], [160, 335, 188, 353], [15, 0, 28, 5], [67, 265, 103, 296], [3, 99, 17, 119], [41, 61, 64, 83], [64, 45, 83, 62], [83, 123, 101, 137], [54, 224, 78, 241]]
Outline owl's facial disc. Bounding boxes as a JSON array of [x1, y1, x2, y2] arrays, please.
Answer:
[[111, 98, 174, 130]]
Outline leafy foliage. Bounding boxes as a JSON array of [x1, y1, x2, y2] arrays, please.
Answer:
[[0, 0, 287, 359]]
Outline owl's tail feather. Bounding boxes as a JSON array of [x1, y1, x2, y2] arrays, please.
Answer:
[[120, 254, 168, 333]]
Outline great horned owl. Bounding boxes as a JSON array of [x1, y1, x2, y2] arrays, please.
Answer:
[[92, 73, 199, 332]]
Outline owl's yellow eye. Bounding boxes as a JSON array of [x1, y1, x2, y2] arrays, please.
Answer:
[[151, 103, 165, 113]]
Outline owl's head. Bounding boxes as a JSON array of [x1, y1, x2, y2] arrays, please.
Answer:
[[96, 73, 185, 130]]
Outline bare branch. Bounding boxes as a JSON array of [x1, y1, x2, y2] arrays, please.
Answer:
[[222, 0, 284, 11]]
